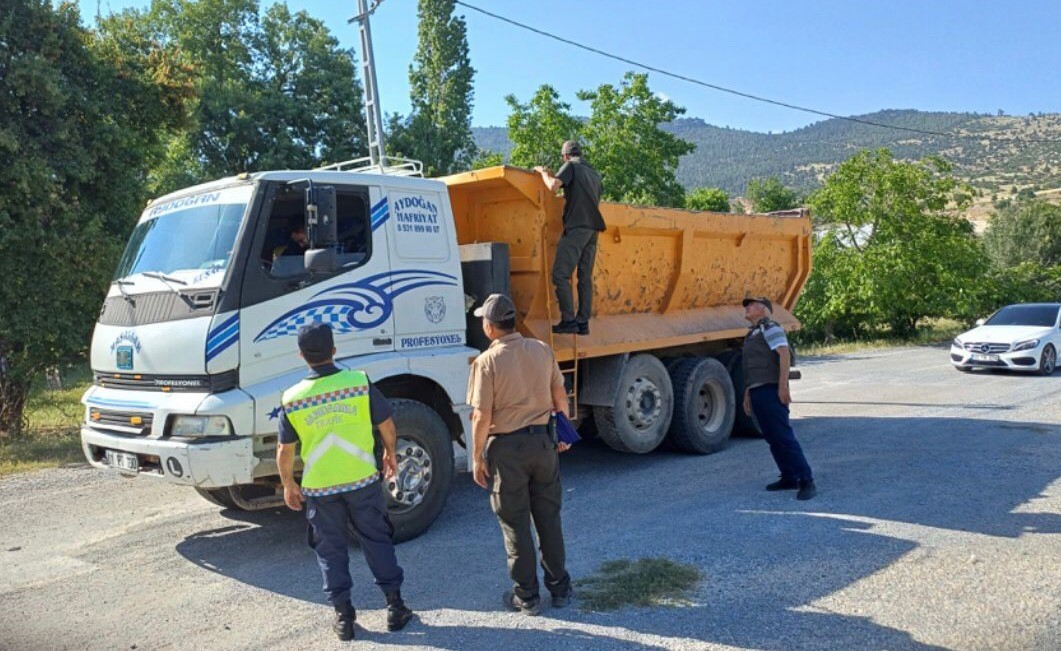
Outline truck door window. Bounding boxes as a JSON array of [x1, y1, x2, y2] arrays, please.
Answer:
[[260, 189, 372, 278]]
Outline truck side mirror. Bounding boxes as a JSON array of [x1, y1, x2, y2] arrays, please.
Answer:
[[305, 184, 337, 249], [302, 183, 338, 274], [305, 247, 339, 274]]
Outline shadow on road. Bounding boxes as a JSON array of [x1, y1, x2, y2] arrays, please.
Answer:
[[176, 414, 1060, 650]]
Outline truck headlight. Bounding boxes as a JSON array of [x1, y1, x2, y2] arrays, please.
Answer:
[[1011, 338, 1039, 352], [170, 415, 233, 437]]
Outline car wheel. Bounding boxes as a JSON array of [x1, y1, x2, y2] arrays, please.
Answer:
[[1038, 344, 1057, 376]]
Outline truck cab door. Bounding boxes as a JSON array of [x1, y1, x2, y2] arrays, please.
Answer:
[[382, 186, 466, 352], [237, 182, 395, 388]]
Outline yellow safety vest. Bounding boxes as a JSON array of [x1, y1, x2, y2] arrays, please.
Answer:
[[282, 369, 376, 489]]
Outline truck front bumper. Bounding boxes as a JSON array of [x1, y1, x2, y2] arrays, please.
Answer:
[[81, 427, 257, 488]]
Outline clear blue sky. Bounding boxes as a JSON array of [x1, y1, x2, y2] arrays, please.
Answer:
[[78, 0, 1061, 133]]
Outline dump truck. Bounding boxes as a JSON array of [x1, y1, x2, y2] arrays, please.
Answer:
[[80, 161, 811, 541]]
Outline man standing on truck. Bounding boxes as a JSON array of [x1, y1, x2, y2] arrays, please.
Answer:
[[534, 140, 606, 336], [276, 323, 414, 640], [468, 293, 574, 615], [741, 297, 817, 501]]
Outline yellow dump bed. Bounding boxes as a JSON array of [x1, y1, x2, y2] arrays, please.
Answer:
[[442, 166, 811, 361]]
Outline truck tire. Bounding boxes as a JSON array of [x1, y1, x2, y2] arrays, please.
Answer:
[[667, 357, 735, 454], [385, 398, 455, 543], [593, 354, 674, 454], [717, 351, 763, 437], [195, 487, 239, 509]]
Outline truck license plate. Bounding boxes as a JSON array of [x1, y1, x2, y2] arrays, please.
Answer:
[[971, 353, 999, 362], [105, 450, 139, 473]]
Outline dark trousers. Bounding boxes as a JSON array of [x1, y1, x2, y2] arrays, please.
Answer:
[[749, 384, 813, 481], [552, 228, 599, 324], [305, 482, 404, 607], [486, 432, 571, 602]]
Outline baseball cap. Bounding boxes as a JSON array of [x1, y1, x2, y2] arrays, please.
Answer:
[[742, 296, 773, 312], [561, 140, 582, 156], [473, 293, 517, 323], [298, 322, 335, 363]]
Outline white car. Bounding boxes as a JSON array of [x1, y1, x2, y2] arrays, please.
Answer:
[[951, 303, 1060, 375]]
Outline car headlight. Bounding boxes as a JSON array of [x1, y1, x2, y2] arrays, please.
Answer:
[[952, 338, 963, 348], [170, 415, 233, 437], [1011, 338, 1040, 352]]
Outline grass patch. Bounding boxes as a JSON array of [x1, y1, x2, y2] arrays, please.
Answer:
[[0, 364, 91, 478], [795, 319, 967, 357], [575, 557, 702, 612]]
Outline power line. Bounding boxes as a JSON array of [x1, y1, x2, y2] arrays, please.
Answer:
[[454, 0, 1061, 145]]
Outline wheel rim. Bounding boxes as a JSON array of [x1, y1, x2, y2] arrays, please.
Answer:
[[387, 437, 432, 514], [1045, 347, 1057, 374], [695, 379, 726, 433], [625, 376, 663, 430]]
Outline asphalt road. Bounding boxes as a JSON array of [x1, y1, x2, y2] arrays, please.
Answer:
[[2, 346, 1059, 651]]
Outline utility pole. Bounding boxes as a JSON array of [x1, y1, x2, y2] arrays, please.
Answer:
[[350, 0, 387, 169]]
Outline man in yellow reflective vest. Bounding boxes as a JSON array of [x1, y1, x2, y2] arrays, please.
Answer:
[[276, 323, 414, 641]]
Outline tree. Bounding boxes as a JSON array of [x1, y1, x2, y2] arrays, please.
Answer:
[[388, 0, 475, 176], [746, 177, 799, 212], [685, 187, 730, 212], [98, 0, 366, 195], [799, 149, 984, 338], [984, 199, 1061, 269], [471, 150, 504, 170], [577, 73, 694, 208], [505, 85, 581, 172], [0, 1, 184, 433]]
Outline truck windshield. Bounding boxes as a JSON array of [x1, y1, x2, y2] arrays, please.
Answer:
[[113, 197, 247, 282]]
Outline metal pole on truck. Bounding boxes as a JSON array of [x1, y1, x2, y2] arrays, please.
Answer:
[[350, 0, 387, 170]]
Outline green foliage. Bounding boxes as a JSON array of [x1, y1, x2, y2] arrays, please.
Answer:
[[746, 176, 799, 212], [685, 187, 730, 212], [98, 0, 366, 195], [505, 85, 581, 171], [983, 200, 1061, 269], [388, 0, 475, 176], [0, 1, 180, 433], [470, 149, 504, 170], [575, 558, 702, 612], [504, 73, 693, 207], [577, 73, 695, 208], [798, 149, 985, 338]]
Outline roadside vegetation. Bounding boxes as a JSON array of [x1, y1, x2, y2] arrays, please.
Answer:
[[576, 558, 702, 612], [0, 366, 90, 478]]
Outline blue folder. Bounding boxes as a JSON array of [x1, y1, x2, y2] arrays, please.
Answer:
[[555, 412, 581, 445]]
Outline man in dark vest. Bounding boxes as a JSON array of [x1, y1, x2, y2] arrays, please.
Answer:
[[535, 140, 606, 336], [742, 297, 817, 500], [276, 322, 414, 640]]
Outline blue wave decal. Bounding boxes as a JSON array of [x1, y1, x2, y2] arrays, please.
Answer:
[[87, 396, 154, 410], [206, 313, 239, 362], [254, 269, 458, 342], [371, 197, 389, 231]]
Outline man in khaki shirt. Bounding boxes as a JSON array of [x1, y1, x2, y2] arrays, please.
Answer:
[[467, 293, 573, 615]]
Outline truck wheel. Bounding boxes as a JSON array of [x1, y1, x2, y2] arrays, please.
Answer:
[[385, 398, 455, 543], [593, 354, 674, 454], [195, 487, 239, 509], [718, 351, 763, 437], [667, 357, 735, 454]]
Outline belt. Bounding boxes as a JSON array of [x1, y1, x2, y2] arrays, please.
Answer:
[[491, 424, 550, 438]]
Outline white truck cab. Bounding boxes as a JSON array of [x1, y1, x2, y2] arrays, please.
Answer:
[[82, 164, 481, 540]]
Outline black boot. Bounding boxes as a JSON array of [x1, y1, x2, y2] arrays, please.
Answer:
[[385, 590, 414, 632], [796, 479, 818, 501], [552, 320, 579, 334], [333, 602, 356, 641]]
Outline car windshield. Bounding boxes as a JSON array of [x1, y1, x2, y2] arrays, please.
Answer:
[[984, 305, 1060, 327], [113, 189, 249, 281]]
